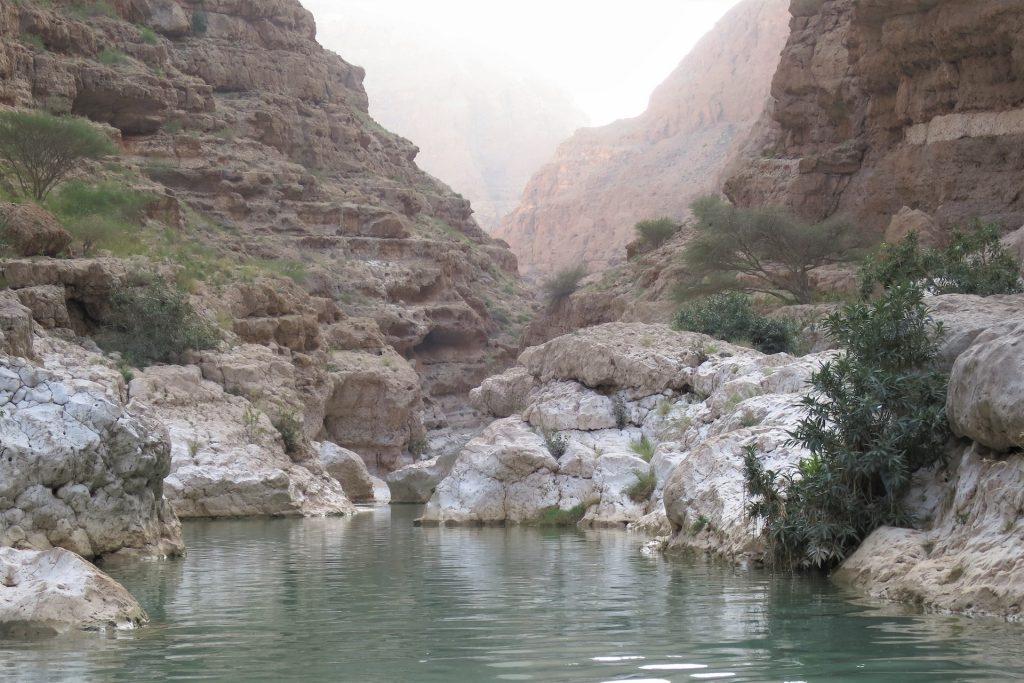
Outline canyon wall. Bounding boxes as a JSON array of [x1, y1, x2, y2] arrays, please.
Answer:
[[494, 0, 791, 275], [725, 0, 1024, 235], [0, 0, 534, 470]]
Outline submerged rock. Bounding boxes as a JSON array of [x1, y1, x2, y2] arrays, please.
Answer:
[[0, 547, 147, 637]]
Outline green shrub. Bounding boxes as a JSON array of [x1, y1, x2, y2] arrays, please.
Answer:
[[191, 9, 208, 36], [273, 412, 302, 455], [47, 181, 151, 255], [743, 284, 949, 569], [672, 292, 800, 355], [542, 265, 587, 305], [137, 25, 159, 45], [678, 196, 867, 304], [625, 468, 656, 503], [66, 1, 118, 19], [634, 217, 678, 250], [535, 501, 593, 526], [860, 224, 1022, 298], [97, 280, 219, 366], [543, 430, 569, 458], [629, 435, 655, 462], [0, 111, 116, 200], [97, 47, 128, 65]]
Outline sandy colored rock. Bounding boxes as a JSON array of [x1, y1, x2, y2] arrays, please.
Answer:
[[0, 547, 147, 637], [495, 0, 791, 274], [0, 290, 33, 358], [0, 204, 71, 257], [884, 207, 942, 246]]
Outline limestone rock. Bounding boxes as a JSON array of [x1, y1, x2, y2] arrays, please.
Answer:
[[0, 290, 33, 358], [929, 294, 1024, 370], [129, 365, 355, 518], [0, 204, 71, 257], [0, 354, 183, 560], [834, 444, 1024, 621], [0, 547, 147, 637], [469, 366, 537, 418], [947, 322, 1024, 451], [318, 441, 375, 502], [385, 451, 458, 504]]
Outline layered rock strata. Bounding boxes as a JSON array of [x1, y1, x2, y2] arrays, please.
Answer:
[[725, 0, 1024, 236]]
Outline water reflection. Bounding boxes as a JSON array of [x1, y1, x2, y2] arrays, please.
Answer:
[[0, 506, 1021, 682]]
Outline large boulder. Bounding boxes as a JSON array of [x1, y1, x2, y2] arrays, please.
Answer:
[[0, 547, 147, 637], [928, 293, 1024, 370], [318, 441, 375, 502], [947, 322, 1024, 451], [130, 365, 355, 518], [0, 355, 183, 560], [0, 204, 71, 257], [884, 207, 942, 247], [385, 451, 458, 503]]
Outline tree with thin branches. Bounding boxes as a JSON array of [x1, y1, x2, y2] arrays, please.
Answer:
[[0, 111, 115, 201], [677, 196, 868, 305]]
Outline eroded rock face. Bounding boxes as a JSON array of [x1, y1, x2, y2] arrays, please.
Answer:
[[725, 0, 1024, 237], [494, 0, 790, 275], [834, 444, 1024, 621], [130, 365, 355, 518], [0, 352, 183, 560], [318, 441, 375, 503], [0, 547, 147, 637]]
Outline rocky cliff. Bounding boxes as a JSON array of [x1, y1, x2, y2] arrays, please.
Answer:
[[314, 18, 588, 231], [0, 0, 534, 471], [725, 0, 1024, 236], [493, 0, 791, 275]]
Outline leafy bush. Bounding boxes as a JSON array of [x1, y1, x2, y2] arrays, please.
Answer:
[[672, 292, 800, 355], [743, 284, 949, 569], [678, 196, 867, 304], [47, 181, 151, 255], [97, 48, 128, 65], [860, 224, 1022, 298], [629, 435, 655, 462], [535, 500, 595, 526], [0, 111, 115, 200], [625, 468, 656, 503], [544, 430, 569, 457], [542, 265, 587, 305], [273, 412, 303, 455], [97, 280, 219, 366], [137, 25, 159, 45], [634, 217, 678, 249], [191, 10, 208, 36]]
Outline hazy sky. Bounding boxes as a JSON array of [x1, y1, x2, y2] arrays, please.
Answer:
[[304, 0, 744, 126]]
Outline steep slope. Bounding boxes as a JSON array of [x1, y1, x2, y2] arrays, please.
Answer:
[[0, 0, 533, 470], [494, 0, 791, 275], [315, 20, 588, 231], [725, 0, 1024, 235]]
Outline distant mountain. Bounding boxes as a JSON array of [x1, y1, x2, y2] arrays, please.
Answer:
[[315, 21, 588, 231], [494, 0, 791, 274]]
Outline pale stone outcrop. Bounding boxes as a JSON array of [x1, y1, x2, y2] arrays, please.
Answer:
[[424, 322, 820, 547], [0, 290, 33, 358], [385, 451, 458, 504], [129, 365, 354, 518], [0, 547, 147, 637], [946, 322, 1024, 451], [834, 444, 1024, 621], [0, 352, 183, 561], [318, 441, 375, 502], [928, 294, 1024, 370]]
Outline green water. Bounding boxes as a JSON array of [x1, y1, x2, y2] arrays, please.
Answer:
[[2, 505, 1022, 682]]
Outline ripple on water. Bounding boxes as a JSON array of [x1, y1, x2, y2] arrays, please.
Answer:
[[0, 506, 1022, 682]]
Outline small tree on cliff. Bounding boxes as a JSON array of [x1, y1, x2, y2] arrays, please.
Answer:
[[677, 196, 866, 305], [0, 111, 115, 201]]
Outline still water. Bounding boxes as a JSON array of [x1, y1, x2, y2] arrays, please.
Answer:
[[2, 505, 1023, 682]]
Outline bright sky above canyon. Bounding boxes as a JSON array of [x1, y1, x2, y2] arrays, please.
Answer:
[[304, 0, 745, 126]]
